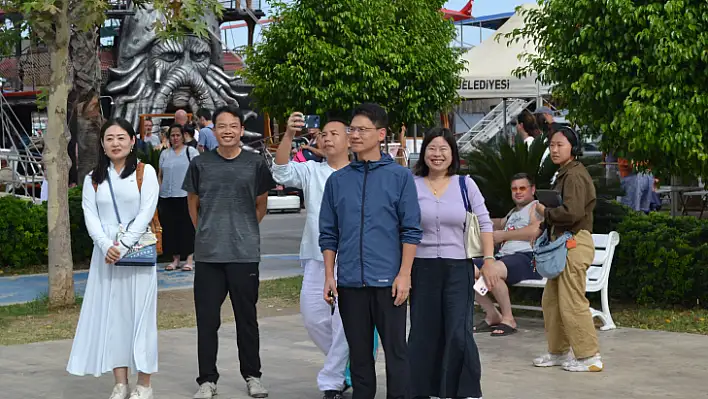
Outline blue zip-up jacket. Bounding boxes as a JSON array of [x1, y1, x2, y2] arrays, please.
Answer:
[[319, 153, 422, 288]]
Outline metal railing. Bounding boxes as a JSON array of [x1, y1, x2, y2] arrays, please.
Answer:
[[220, 0, 263, 10]]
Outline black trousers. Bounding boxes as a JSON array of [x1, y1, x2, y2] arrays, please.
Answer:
[[158, 197, 195, 258], [194, 262, 261, 384], [338, 287, 410, 399], [408, 258, 482, 398]]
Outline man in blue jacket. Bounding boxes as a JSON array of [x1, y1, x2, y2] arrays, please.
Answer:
[[319, 103, 422, 399]]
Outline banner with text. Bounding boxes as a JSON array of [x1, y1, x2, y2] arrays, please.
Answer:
[[457, 74, 551, 99]]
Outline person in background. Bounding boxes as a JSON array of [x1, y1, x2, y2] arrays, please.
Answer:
[[158, 124, 200, 272], [473, 173, 542, 337], [516, 110, 541, 148], [67, 118, 159, 399], [184, 124, 199, 148], [408, 127, 491, 399], [183, 105, 275, 399], [197, 109, 218, 152], [618, 158, 654, 213], [320, 103, 422, 399], [530, 126, 603, 372], [534, 106, 554, 125], [534, 107, 554, 165], [272, 112, 351, 399], [143, 119, 161, 149]]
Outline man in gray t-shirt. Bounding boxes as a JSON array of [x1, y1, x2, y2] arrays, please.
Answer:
[[473, 173, 543, 337], [182, 105, 275, 399]]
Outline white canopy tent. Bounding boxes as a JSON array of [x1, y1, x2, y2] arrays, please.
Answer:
[[457, 3, 552, 99]]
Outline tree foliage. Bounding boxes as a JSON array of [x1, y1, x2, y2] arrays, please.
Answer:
[[508, 0, 708, 178], [244, 0, 464, 128]]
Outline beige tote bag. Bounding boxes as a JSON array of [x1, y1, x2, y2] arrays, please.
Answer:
[[459, 176, 483, 258]]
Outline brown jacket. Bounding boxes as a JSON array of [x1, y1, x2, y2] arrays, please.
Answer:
[[544, 160, 596, 234]]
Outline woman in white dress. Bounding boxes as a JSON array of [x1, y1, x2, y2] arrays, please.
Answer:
[[67, 118, 160, 399]]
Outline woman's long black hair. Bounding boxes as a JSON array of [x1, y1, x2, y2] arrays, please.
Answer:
[[91, 118, 138, 186], [413, 127, 461, 177]]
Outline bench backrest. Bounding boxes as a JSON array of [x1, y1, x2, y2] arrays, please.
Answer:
[[588, 231, 621, 287]]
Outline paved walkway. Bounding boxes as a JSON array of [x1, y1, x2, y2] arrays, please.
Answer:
[[0, 254, 302, 305], [1, 315, 705, 398]]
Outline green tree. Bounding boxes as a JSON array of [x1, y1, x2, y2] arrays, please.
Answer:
[[244, 0, 464, 129], [0, 0, 221, 307], [508, 1, 708, 178]]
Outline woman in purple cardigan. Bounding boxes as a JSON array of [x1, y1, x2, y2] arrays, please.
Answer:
[[408, 127, 495, 399]]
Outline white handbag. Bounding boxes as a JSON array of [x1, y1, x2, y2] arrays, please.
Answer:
[[458, 176, 483, 258]]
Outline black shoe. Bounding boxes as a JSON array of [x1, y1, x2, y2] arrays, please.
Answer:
[[323, 390, 344, 399]]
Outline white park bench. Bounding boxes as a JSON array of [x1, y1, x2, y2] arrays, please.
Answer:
[[513, 231, 621, 331]]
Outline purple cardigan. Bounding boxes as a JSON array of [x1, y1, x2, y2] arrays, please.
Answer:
[[414, 175, 493, 259]]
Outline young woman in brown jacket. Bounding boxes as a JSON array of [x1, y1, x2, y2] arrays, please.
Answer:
[[530, 126, 603, 372]]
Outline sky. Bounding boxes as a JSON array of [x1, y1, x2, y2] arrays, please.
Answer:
[[220, 0, 529, 50]]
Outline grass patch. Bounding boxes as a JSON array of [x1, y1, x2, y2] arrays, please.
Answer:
[[0, 276, 303, 346], [503, 288, 708, 335]]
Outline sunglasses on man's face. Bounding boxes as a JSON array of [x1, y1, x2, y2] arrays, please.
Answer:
[[511, 186, 529, 193]]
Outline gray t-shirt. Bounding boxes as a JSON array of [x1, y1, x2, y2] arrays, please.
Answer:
[[182, 149, 275, 263], [497, 202, 534, 256]]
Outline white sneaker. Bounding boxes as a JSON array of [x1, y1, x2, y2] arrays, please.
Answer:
[[533, 352, 573, 367], [246, 377, 268, 398], [109, 383, 130, 399], [563, 354, 603, 372], [194, 382, 217, 399], [129, 385, 153, 399]]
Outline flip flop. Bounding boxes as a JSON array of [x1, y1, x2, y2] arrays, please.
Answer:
[[473, 320, 498, 333], [165, 264, 177, 271], [490, 323, 518, 337], [181, 264, 193, 271]]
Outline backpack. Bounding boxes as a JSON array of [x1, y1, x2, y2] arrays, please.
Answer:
[[93, 162, 163, 255]]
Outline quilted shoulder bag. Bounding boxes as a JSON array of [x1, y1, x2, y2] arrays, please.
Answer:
[[106, 167, 158, 267], [458, 175, 483, 258], [533, 230, 573, 279]]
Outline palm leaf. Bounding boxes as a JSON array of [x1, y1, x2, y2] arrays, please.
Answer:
[[464, 135, 559, 217]]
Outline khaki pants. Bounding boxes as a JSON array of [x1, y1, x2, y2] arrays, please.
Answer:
[[541, 229, 599, 359]]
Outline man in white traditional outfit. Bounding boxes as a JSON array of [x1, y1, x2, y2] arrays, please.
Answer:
[[271, 112, 352, 399]]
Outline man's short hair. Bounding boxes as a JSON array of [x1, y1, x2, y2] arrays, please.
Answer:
[[212, 105, 244, 126], [323, 116, 350, 128], [511, 172, 535, 186], [196, 108, 212, 121], [352, 103, 388, 129]]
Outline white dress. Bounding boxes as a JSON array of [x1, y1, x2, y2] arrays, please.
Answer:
[[67, 163, 160, 377]]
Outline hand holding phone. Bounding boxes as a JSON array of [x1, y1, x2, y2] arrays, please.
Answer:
[[474, 276, 489, 296]]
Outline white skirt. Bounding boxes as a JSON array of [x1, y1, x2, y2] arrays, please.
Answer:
[[67, 229, 159, 377]]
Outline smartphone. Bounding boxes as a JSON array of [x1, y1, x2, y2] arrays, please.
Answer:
[[328, 290, 336, 315], [303, 115, 320, 130], [473, 277, 489, 296]]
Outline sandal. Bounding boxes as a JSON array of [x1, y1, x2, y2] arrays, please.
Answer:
[[181, 264, 193, 271], [165, 263, 178, 271], [473, 320, 498, 333], [490, 323, 518, 337]]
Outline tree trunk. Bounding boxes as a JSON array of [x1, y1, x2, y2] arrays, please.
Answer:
[[45, 3, 75, 308], [69, 27, 102, 182]]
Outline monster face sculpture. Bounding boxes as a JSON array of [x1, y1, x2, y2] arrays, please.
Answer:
[[105, 4, 253, 134]]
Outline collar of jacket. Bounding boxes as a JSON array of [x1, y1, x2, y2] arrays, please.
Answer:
[[350, 152, 395, 171], [556, 159, 582, 180]]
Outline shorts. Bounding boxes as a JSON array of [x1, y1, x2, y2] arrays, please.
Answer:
[[473, 252, 541, 285]]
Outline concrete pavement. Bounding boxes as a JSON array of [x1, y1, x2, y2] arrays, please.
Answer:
[[0, 213, 307, 305], [1, 315, 706, 398]]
